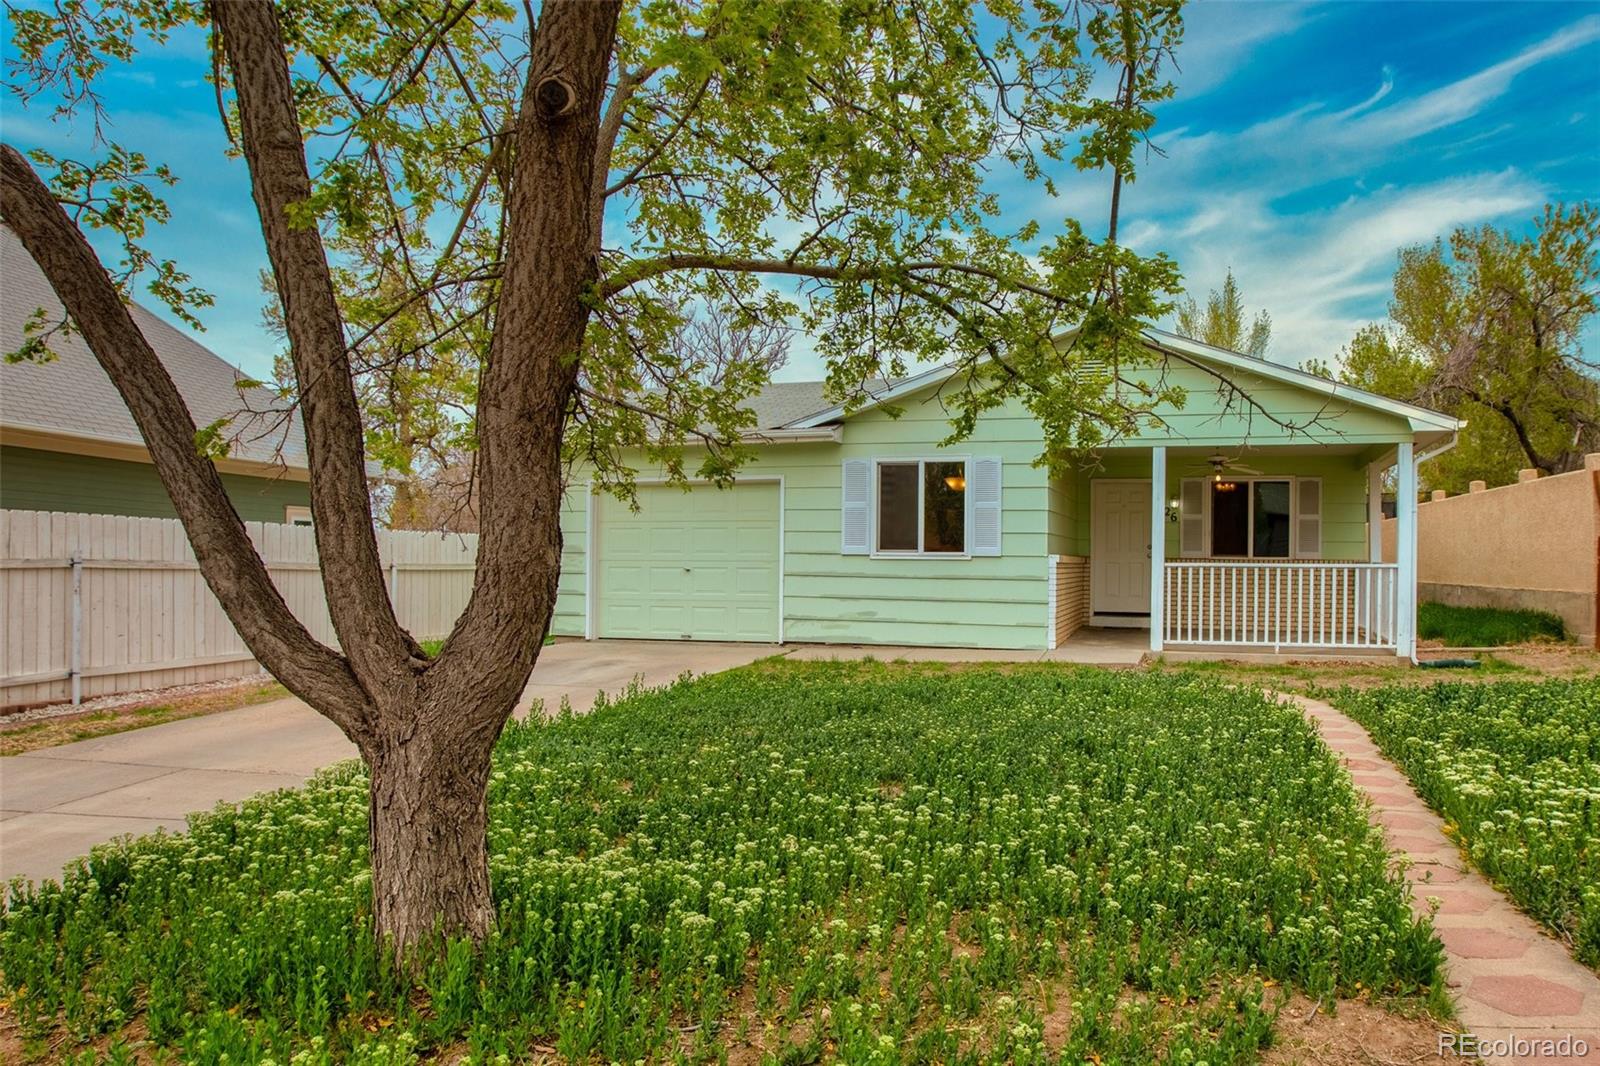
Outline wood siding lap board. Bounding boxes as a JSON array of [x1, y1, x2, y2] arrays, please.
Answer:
[[553, 394, 1058, 650], [551, 356, 1421, 652], [0, 445, 310, 523], [0, 509, 478, 707]]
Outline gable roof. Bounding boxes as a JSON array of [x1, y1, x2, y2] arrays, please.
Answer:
[[1140, 328, 1460, 433], [779, 328, 1461, 434], [742, 375, 907, 431], [1, 227, 310, 472]]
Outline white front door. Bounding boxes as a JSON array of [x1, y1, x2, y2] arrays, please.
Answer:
[[1091, 479, 1152, 618]]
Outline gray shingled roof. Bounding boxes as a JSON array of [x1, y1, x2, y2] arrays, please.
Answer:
[[743, 380, 830, 429], [744, 377, 906, 430], [1, 227, 309, 471]]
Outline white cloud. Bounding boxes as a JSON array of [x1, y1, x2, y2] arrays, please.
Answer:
[[1166, 171, 1546, 366], [1334, 15, 1600, 145], [1170, 2, 1319, 99]]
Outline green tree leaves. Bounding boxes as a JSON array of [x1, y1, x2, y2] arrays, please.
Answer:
[[1317, 204, 1600, 491], [7, 0, 1192, 509], [1174, 268, 1271, 358]]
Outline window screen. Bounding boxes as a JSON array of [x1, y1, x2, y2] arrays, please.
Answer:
[[923, 462, 966, 553], [1252, 481, 1291, 558], [876, 463, 919, 551]]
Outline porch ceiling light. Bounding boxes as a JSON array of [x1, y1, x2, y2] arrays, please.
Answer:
[[944, 475, 967, 491]]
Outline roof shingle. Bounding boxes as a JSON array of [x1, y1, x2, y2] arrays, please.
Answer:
[[1, 227, 309, 471]]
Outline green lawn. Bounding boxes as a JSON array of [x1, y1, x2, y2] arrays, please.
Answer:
[[1417, 602, 1567, 646], [2, 663, 1444, 1063], [1333, 679, 1600, 969]]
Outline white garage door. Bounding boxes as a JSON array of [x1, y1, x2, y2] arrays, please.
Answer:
[[596, 483, 781, 642]]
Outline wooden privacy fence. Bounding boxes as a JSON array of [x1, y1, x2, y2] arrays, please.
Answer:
[[1, 509, 478, 708]]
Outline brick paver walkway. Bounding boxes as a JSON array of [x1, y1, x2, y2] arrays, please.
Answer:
[[1289, 694, 1600, 1064]]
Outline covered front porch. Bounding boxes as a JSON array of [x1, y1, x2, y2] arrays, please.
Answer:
[[1048, 442, 1429, 656]]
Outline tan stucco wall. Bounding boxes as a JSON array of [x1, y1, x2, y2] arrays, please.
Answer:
[[1382, 458, 1599, 644]]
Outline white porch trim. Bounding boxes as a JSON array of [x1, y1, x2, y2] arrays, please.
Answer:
[[1367, 461, 1384, 563], [1395, 440, 1417, 658], [1149, 446, 1166, 652]]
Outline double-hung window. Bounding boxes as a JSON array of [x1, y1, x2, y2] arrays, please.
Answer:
[[1209, 479, 1291, 558], [876, 459, 968, 554], [1180, 476, 1322, 559], [841, 456, 1001, 557]]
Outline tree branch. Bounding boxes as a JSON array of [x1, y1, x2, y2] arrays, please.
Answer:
[[212, 0, 421, 678], [0, 143, 374, 739]]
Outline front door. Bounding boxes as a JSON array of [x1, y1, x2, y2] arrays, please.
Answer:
[[1091, 479, 1152, 619]]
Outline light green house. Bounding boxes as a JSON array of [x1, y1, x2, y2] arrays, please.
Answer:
[[1, 227, 313, 524], [552, 330, 1459, 659]]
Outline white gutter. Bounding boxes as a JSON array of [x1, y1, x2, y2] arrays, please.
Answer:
[[740, 426, 843, 444]]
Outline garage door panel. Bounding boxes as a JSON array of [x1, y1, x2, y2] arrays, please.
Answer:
[[647, 565, 691, 597], [598, 483, 780, 642]]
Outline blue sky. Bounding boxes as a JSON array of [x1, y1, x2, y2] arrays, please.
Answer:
[[3, 1, 1598, 383]]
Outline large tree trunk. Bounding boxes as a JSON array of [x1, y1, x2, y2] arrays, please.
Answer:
[[3, 0, 621, 960], [367, 726, 499, 950]]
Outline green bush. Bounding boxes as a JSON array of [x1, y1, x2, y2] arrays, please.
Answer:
[[1418, 602, 1567, 646], [1335, 679, 1600, 969], [3, 664, 1443, 1062]]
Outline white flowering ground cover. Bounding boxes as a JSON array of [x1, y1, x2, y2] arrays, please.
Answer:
[[2, 663, 1444, 1063], [1334, 679, 1600, 969]]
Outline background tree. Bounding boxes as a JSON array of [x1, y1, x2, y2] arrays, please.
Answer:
[[1173, 267, 1271, 357], [2, 0, 1187, 956], [1311, 205, 1600, 491]]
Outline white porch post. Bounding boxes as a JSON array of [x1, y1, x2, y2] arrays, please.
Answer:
[[1395, 441, 1416, 658], [1367, 461, 1384, 562], [1149, 446, 1166, 652]]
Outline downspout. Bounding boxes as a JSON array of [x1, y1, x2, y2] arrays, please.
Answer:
[[1406, 432, 1460, 665]]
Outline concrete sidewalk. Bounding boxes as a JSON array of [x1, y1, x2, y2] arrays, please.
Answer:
[[0, 640, 778, 887]]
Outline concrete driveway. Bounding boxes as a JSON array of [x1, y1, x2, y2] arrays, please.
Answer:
[[0, 640, 779, 887]]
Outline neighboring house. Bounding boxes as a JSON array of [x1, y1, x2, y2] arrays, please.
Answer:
[[1, 227, 311, 523], [552, 333, 1459, 658]]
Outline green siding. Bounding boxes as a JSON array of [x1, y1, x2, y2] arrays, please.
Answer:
[[550, 484, 589, 637], [554, 352, 1413, 649], [0, 445, 310, 523], [1119, 359, 1415, 447], [556, 394, 1055, 650], [785, 395, 1052, 649], [1069, 451, 1372, 562]]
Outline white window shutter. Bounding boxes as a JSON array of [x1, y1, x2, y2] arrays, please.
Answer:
[[1180, 478, 1206, 556], [969, 457, 1003, 556], [841, 458, 871, 555], [1295, 478, 1323, 557]]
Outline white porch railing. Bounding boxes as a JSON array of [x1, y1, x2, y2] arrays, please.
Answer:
[[1163, 561, 1400, 650]]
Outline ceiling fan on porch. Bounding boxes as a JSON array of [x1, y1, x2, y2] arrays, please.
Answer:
[[1187, 453, 1263, 482]]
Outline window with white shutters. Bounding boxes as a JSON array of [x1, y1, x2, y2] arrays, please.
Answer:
[[843, 456, 1001, 557], [1179, 479, 1205, 556], [840, 458, 871, 554], [969, 457, 1003, 556], [1295, 478, 1323, 557]]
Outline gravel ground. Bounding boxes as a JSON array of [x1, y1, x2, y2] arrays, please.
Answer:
[[1, 674, 276, 725]]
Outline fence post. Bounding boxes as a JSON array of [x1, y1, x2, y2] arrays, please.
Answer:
[[69, 554, 84, 706]]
